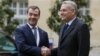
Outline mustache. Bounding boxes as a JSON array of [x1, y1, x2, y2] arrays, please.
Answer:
[[29, 18, 37, 21]]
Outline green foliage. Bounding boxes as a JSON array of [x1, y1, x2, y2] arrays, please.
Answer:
[[47, 0, 93, 34], [0, 0, 19, 35]]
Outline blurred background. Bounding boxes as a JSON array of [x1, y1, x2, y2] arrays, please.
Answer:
[[0, 0, 100, 56]]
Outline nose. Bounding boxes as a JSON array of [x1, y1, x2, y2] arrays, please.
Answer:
[[59, 11, 64, 16], [31, 15, 35, 18], [59, 10, 63, 15]]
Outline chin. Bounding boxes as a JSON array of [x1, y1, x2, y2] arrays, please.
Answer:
[[61, 18, 66, 21], [29, 22, 36, 26]]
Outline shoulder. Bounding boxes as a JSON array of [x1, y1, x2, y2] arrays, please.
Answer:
[[15, 24, 27, 31], [76, 18, 87, 27], [76, 18, 88, 29], [38, 27, 48, 34]]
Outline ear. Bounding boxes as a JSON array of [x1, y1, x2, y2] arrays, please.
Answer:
[[72, 9, 76, 15]]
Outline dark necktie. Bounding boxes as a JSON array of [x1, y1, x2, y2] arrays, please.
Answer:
[[32, 27, 39, 46], [62, 24, 69, 35], [33, 27, 37, 40]]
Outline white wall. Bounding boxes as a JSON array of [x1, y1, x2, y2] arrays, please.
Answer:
[[90, 0, 100, 47]]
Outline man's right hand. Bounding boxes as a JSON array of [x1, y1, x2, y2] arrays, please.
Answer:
[[41, 46, 51, 56]]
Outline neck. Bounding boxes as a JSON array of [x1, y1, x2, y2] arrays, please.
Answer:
[[67, 15, 76, 22], [29, 23, 36, 27]]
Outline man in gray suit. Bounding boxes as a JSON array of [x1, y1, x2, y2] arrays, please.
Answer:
[[44, 1, 90, 56]]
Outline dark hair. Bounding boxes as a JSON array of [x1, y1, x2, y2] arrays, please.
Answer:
[[27, 5, 40, 15]]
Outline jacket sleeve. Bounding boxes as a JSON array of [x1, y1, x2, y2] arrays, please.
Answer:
[[77, 24, 90, 56], [43, 32, 49, 48], [15, 28, 41, 56], [51, 48, 58, 56]]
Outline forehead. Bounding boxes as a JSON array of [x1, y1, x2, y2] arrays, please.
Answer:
[[60, 4, 73, 10], [28, 8, 39, 14]]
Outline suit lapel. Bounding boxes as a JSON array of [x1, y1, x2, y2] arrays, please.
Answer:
[[38, 28, 43, 47], [25, 24, 37, 45], [60, 18, 78, 43], [59, 25, 65, 38]]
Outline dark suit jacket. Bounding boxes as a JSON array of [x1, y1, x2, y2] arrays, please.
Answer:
[[51, 18, 90, 56], [14, 24, 49, 56]]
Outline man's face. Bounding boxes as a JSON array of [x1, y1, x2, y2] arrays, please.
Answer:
[[59, 4, 75, 22], [27, 8, 40, 26]]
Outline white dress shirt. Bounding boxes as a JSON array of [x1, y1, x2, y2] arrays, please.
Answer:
[[66, 17, 76, 29], [27, 23, 40, 47]]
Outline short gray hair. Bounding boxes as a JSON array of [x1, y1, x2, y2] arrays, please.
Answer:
[[62, 1, 77, 12]]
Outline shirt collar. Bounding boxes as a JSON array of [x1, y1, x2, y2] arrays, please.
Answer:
[[27, 23, 38, 29], [66, 17, 76, 26]]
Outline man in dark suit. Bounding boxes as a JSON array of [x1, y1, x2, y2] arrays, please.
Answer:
[[14, 6, 50, 56], [49, 1, 90, 56]]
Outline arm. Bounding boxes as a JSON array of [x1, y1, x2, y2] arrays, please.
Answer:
[[51, 48, 58, 56], [15, 28, 41, 56], [42, 31, 57, 56], [44, 32, 49, 48], [77, 24, 90, 56]]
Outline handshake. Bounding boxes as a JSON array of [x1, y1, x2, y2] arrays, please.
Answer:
[[41, 46, 51, 56]]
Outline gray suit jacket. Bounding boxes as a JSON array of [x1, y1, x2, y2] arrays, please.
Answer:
[[52, 18, 90, 56]]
